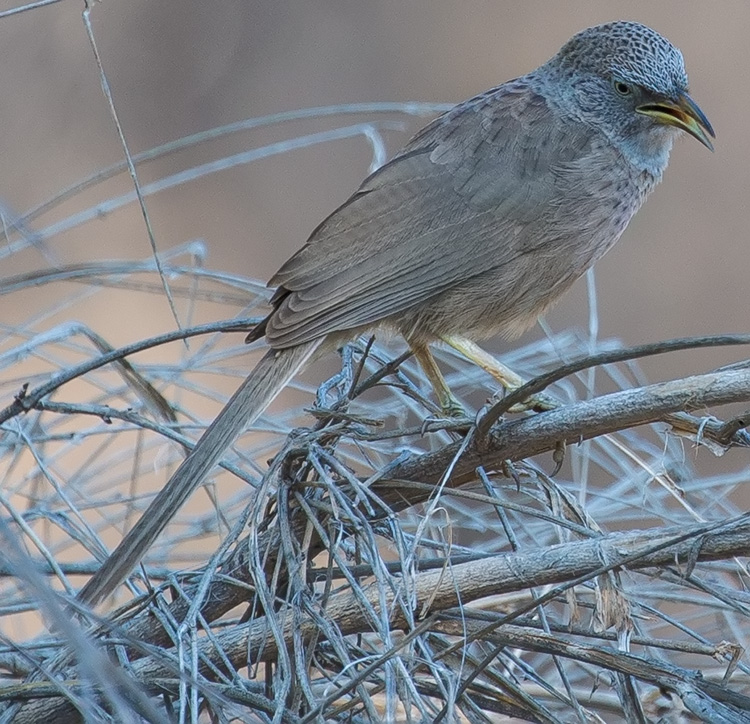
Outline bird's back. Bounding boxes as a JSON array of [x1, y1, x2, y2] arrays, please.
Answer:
[[258, 78, 655, 348]]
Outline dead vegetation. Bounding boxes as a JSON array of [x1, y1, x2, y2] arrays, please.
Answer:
[[1, 258, 750, 722], [0, 13, 748, 717]]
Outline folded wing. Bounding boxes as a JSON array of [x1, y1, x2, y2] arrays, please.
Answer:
[[258, 81, 595, 348]]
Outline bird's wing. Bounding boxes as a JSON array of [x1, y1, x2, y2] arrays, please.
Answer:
[[264, 81, 598, 347]]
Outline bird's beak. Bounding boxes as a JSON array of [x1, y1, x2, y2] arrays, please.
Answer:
[[637, 92, 715, 151]]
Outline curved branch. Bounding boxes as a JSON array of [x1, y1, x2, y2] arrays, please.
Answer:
[[385, 368, 750, 492], [118, 368, 750, 652]]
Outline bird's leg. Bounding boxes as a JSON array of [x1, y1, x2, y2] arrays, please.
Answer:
[[439, 335, 557, 412], [410, 342, 467, 417]]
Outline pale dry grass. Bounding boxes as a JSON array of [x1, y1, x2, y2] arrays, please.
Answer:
[[0, 4, 749, 722], [2, 249, 750, 723]]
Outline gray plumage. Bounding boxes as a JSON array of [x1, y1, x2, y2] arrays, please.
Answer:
[[254, 21, 710, 353], [79, 21, 714, 606], [263, 85, 639, 345]]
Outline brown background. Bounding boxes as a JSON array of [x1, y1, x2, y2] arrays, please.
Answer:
[[1, 0, 747, 383], [2, 1, 749, 676]]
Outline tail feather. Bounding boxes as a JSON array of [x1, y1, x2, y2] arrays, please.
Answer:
[[78, 340, 322, 606]]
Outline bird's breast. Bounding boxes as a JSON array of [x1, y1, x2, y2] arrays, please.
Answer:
[[397, 151, 655, 343]]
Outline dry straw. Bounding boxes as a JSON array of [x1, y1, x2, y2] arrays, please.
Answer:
[[0, 9, 749, 722]]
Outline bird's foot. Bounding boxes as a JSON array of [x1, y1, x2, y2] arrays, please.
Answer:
[[440, 397, 469, 419], [501, 390, 559, 414]]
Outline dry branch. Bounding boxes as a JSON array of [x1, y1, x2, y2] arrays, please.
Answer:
[[2, 160, 750, 722], [12, 517, 750, 723], [112, 367, 750, 655]]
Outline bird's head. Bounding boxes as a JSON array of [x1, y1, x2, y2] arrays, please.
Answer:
[[542, 21, 714, 170]]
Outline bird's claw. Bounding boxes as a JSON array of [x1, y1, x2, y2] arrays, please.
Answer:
[[440, 398, 468, 419], [503, 391, 559, 414]]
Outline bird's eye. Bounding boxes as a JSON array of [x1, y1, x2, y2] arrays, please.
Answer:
[[613, 80, 632, 96]]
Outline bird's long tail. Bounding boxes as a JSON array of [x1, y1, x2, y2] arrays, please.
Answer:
[[78, 340, 322, 606]]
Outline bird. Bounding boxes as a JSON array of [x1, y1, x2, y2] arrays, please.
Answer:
[[78, 21, 714, 606], [245, 20, 713, 415]]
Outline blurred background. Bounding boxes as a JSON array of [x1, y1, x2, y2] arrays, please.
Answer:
[[2, 4, 750, 707], [0, 0, 745, 381]]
